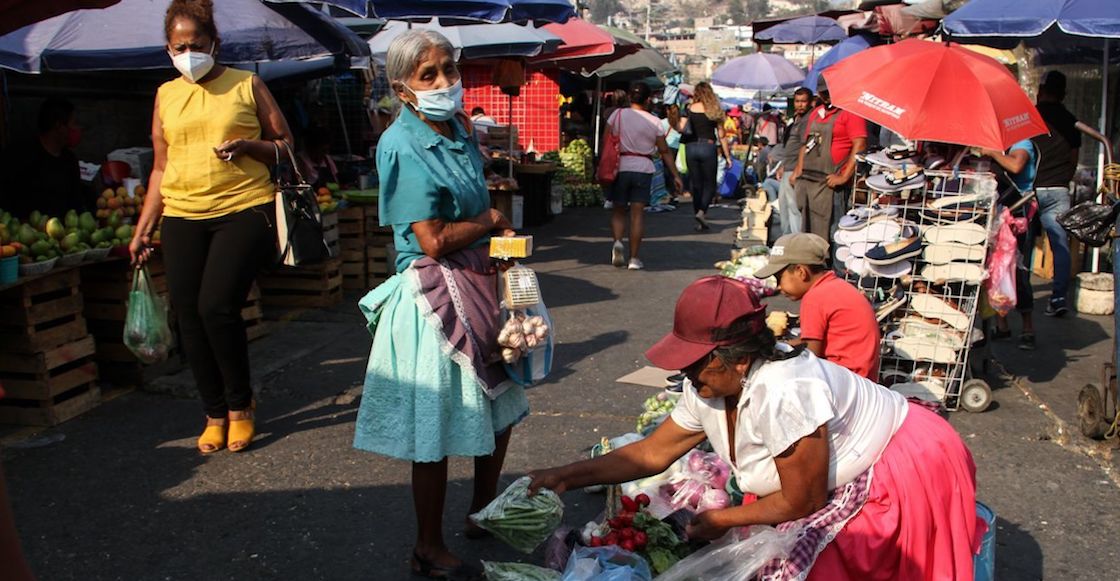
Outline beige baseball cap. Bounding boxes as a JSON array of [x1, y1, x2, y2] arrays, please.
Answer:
[[752, 233, 830, 279]]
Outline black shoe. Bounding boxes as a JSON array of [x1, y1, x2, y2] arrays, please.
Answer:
[[990, 328, 1011, 341], [1044, 298, 1069, 317], [1018, 333, 1036, 351], [411, 552, 483, 581]]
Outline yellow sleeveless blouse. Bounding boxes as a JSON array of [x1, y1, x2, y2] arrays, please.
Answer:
[[157, 68, 274, 219]]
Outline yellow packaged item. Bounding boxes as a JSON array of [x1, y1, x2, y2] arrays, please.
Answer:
[[490, 235, 534, 259]]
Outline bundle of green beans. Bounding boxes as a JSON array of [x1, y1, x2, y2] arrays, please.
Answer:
[[481, 561, 560, 581], [469, 476, 564, 553]]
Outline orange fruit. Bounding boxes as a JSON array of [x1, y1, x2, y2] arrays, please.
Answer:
[[101, 188, 114, 199], [107, 197, 122, 209], [134, 185, 146, 197], [1, 245, 15, 258], [96, 197, 108, 209]]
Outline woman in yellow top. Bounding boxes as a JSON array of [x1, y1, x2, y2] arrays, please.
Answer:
[[129, 0, 293, 454]]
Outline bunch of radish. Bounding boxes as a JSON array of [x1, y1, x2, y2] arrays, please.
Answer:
[[498, 312, 550, 364], [587, 494, 652, 552]]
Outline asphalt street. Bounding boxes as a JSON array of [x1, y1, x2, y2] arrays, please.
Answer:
[[3, 204, 1119, 580]]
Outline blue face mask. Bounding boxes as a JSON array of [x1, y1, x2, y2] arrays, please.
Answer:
[[405, 80, 463, 122]]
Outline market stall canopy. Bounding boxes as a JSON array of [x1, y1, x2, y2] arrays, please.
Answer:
[[803, 33, 879, 90], [754, 16, 847, 45], [821, 39, 1048, 150], [711, 53, 805, 92], [369, 19, 561, 65], [578, 47, 676, 79], [530, 17, 617, 62], [0, 0, 369, 74], [267, 0, 575, 24], [0, 0, 119, 36]]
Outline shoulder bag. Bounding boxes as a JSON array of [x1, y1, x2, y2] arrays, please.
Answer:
[[1057, 198, 1120, 248], [596, 110, 623, 187], [274, 141, 330, 266]]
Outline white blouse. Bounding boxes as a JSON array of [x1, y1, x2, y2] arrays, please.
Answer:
[[670, 345, 908, 496]]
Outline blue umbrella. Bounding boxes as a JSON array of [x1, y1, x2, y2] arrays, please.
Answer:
[[268, 0, 575, 23], [711, 53, 805, 92], [368, 19, 561, 64], [754, 16, 846, 45], [0, 0, 368, 73], [943, 0, 1120, 39], [802, 34, 878, 91]]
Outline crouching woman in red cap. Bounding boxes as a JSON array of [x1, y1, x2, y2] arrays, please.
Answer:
[[529, 276, 980, 580]]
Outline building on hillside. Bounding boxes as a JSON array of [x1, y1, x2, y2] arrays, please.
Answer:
[[772, 44, 831, 70]]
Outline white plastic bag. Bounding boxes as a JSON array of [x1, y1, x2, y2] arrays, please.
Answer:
[[655, 525, 801, 581], [502, 301, 555, 386]]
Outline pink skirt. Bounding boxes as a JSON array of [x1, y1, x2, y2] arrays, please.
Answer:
[[807, 402, 979, 581]]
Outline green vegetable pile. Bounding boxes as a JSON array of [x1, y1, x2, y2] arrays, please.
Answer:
[[469, 476, 564, 554], [636, 392, 679, 434], [557, 139, 593, 181], [634, 512, 689, 575], [481, 561, 560, 581]]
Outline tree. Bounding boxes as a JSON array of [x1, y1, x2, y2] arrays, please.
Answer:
[[728, 0, 747, 25], [589, 0, 622, 24], [747, 0, 771, 20]]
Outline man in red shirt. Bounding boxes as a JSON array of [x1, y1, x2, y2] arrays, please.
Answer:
[[754, 233, 880, 379], [789, 77, 867, 240]]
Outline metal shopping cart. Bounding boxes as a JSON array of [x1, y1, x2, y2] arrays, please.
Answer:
[[838, 164, 999, 412]]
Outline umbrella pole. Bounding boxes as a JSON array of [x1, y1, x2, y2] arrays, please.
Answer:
[[1092, 39, 1110, 273], [509, 92, 515, 179], [333, 77, 352, 158], [593, 76, 603, 156]]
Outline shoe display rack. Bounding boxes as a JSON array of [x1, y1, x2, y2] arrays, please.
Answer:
[[837, 163, 998, 412]]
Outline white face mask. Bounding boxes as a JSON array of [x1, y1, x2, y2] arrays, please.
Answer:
[[404, 80, 464, 122], [170, 44, 215, 83]]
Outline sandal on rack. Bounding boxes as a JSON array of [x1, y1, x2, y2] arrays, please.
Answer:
[[411, 551, 484, 581], [197, 420, 226, 455], [227, 401, 256, 453]]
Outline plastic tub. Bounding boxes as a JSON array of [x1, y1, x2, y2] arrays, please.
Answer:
[[974, 501, 996, 581], [0, 256, 17, 284], [19, 257, 57, 277]]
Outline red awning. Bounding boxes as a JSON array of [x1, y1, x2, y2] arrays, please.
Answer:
[[531, 17, 615, 62]]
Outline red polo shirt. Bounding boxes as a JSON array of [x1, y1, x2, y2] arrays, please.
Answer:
[[804, 106, 868, 166], [799, 272, 880, 379]]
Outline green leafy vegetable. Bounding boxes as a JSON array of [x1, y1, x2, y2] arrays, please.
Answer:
[[469, 477, 564, 554]]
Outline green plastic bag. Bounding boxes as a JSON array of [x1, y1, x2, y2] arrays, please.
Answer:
[[123, 265, 172, 364], [469, 476, 564, 554]]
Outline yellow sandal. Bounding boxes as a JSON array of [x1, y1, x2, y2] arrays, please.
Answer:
[[197, 422, 226, 454], [227, 403, 256, 453]]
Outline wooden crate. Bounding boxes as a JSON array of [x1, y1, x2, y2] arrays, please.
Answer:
[[1031, 233, 1083, 281], [366, 243, 392, 287], [258, 258, 343, 309], [243, 282, 270, 342], [0, 332, 101, 426], [321, 211, 340, 258], [0, 268, 89, 354]]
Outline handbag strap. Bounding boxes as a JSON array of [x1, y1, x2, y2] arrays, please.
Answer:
[[273, 140, 307, 186]]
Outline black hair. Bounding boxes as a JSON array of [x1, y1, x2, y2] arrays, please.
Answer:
[[806, 263, 829, 274], [471, 106, 485, 116], [37, 98, 74, 134], [793, 87, 813, 100], [628, 82, 652, 105], [712, 323, 803, 365]]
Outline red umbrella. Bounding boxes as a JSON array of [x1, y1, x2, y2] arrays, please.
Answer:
[[530, 18, 626, 62], [821, 38, 1048, 151], [0, 0, 120, 36]]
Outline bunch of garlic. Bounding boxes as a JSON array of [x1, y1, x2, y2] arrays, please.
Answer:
[[498, 313, 550, 364]]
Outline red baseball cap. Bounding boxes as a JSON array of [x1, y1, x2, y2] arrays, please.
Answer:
[[645, 276, 768, 371]]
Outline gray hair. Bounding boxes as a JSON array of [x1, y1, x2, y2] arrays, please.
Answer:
[[385, 29, 456, 86]]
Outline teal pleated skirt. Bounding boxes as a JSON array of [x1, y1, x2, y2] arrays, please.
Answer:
[[352, 270, 529, 462]]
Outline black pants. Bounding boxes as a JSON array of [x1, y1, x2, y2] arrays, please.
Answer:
[[686, 141, 719, 214], [162, 203, 276, 418]]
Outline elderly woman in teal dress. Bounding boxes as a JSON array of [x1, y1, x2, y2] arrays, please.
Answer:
[[353, 30, 525, 581]]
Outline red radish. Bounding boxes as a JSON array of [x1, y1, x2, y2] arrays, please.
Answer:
[[589, 536, 603, 547], [620, 496, 639, 512], [619, 528, 635, 540], [620, 539, 636, 552], [635, 493, 651, 507], [634, 531, 648, 547], [604, 532, 618, 545]]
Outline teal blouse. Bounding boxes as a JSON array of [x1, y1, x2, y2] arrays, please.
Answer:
[[377, 106, 491, 272]]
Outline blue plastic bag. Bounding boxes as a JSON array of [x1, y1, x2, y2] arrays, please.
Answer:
[[719, 159, 745, 199], [560, 546, 651, 581]]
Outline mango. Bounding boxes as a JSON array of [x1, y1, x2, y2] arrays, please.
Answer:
[[18, 224, 38, 246], [45, 218, 65, 240], [79, 212, 96, 232], [114, 225, 133, 240], [107, 211, 122, 228], [30, 240, 51, 256], [64, 210, 79, 228], [61, 233, 80, 251]]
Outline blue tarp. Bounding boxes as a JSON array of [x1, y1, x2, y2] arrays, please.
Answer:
[[755, 16, 846, 45], [803, 34, 879, 90], [0, 0, 368, 74]]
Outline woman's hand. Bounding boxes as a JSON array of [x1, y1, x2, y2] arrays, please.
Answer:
[[527, 467, 569, 496], [128, 232, 153, 267], [214, 139, 252, 161], [489, 208, 514, 233], [685, 509, 731, 542]]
